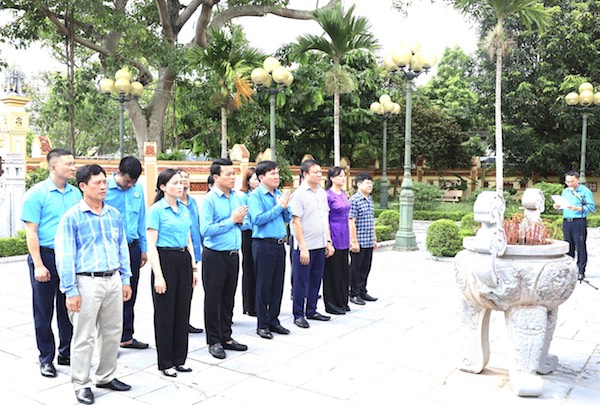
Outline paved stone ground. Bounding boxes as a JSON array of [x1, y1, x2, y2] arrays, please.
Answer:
[[0, 221, 598, 404]]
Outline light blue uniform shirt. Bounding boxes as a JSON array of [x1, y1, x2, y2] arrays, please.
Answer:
[[147, 198, 192, 248], [200, 187, 243, 251], [21, 177, 82, 248], [55, 200, 132, 298], [105, 173, 147, 252], [561, 185, 595, 219], [248, 184, 291, 239], [181, 196, 202, 261], [239, 191, 252, 231]]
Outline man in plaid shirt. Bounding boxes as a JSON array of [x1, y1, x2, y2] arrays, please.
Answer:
[[349, 173, 377, 305]]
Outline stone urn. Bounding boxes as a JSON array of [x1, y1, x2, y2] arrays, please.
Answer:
[[454, 189, 578, 396]]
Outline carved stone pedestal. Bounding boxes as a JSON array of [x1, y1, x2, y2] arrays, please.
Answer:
[[455, 239, 578, 396]]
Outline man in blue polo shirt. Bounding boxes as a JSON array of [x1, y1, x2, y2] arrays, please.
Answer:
[[248, 160, 292, 339], [105, 156, 149, 350], [22, 148, 81, 378], [553, 170, 596, 281], [200, 158, 248, 359]]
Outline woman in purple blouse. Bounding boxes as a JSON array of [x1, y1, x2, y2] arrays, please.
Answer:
[[323, 166, 351, 315]]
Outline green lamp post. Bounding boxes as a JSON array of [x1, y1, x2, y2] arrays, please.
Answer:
[[384, 41, 437, 250], [565, 82, 600, 185], [251, 57, 294, 162], [370, 95, 400, 209], [99, 68, 144, 158]]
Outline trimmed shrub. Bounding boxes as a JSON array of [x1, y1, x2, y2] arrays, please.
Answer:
[[377, 210, 400, 235], [413, 182, 443, 211], [414, 211, 464, 221], [460, 212, 479, 236], [426, 219, 463, 257], [374, 208, 385, 218], [0, 230, 28, 257], [531, 182, 566, 213], [587, 215, 600, 228], [375, 225, 394, 242]]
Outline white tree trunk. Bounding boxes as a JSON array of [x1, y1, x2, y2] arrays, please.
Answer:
[[495, 48, 503, 194], [221, 107, 228, 158], [333, 89, 340, 166]]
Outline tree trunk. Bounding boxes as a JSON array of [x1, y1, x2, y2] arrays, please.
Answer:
[[333, 89, 340, 166], [495, 48, 503, 194], [221, 106, 228, 158]]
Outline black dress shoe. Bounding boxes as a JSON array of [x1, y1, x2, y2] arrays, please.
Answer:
[[223, 340, 248, 351], [162, 367, 177, 377], [257, 328, 273, 339], [40, 362, 57, 377], [270, 325, 290, 335], [175, 365, 192, 372], [75, 388, 94, 404], [294, 317, 309, 328], [209, 343, 226, 359], [349, 295, 365, 305], [57, 355, 70, 366], [306, 312, 331, 321], [120, 338, 149, 349], [188, 325, 204, 333], [360, 293, 378, 302], [344, 305, 351, 312], [243, 310, 257, 317], [96, 378, 131, 391]]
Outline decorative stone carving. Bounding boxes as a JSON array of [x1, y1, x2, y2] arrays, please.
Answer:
[[455, 189, 578, 397]]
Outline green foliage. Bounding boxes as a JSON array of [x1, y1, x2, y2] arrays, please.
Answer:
[[587, 215, 600, 228], [531, 182, 565, 213], [544, 217, 563, 240], [374, 208, 385, 218], [412, 182, 443, 211], [414, 211, 465, 221], [460, 212, 479, 235], [0, 230, 28, 257], [376, 210, 399, 235], [375, 225, 394, 242], [426, 219, 463, 257], [157, 150, 187, 161], [25, 168, 49, 190]]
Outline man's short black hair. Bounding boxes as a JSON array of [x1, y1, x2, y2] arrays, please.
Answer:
[[119, 156, 142, 179], [354, 172, 373, 187], [47, 148, 73, 165], [210, 158, 233, 177], [565, 170, 579, 178], [255, 160, 278, 178], [76, 164, 106, 188]]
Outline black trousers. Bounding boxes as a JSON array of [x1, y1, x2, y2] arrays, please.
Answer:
[[349, 247, 374, 297], [122, 241, 141, 342], [241, 230, 256, 315], [252, 239, 286, 329], [152, 249, 193, 370], [563, 218, 588, 273], [202, 248, 239, 345], [323, 248, 349, 313]]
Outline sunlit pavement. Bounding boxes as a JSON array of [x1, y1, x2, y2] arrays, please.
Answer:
[[1, 221, 598, 404]]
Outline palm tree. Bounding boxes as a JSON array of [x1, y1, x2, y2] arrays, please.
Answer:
[[187, 25, 263, 158], [292, 4, 378, 165], [455, 0, 551, 192]]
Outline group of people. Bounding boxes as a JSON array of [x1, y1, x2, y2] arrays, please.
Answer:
[[21, 150, 379, 405]]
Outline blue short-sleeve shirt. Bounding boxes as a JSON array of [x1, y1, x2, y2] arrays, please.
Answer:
[[147, 198, 192, 248], [21, 177, 82, 248]]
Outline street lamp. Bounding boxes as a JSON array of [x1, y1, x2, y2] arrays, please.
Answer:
[[565, 82, 600, 184], [99, 68, 144, 158], [250, 57, 293, 161], [370, 95, 400, 209], [384, 41, 437, 250]]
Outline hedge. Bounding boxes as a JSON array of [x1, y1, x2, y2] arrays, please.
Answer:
[[414, 211, 464, 221], [0, 230, 28, 257], [375, 225, 394, 242], [377, 210, 400, 235], [426, 219, 463, 257]]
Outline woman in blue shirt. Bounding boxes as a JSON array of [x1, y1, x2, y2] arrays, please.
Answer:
[[146, 168, 199, 377]]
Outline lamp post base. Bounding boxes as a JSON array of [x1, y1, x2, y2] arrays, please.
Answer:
[[380, 176, 389, 209], [394, 190, 417, 251]]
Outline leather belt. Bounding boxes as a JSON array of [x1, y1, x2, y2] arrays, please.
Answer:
[[128, 239, 139, 249], [157, 247, 187, 252], [564, 218, 585, 222], [205, 247, 238, 255], [40, 247, 55, 254], [78, 270, 117, 277], [256, 237, 287, 245]]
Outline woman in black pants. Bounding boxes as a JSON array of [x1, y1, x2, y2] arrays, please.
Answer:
[[147, 168, 199, 377], [239, 167, 260, 316]]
